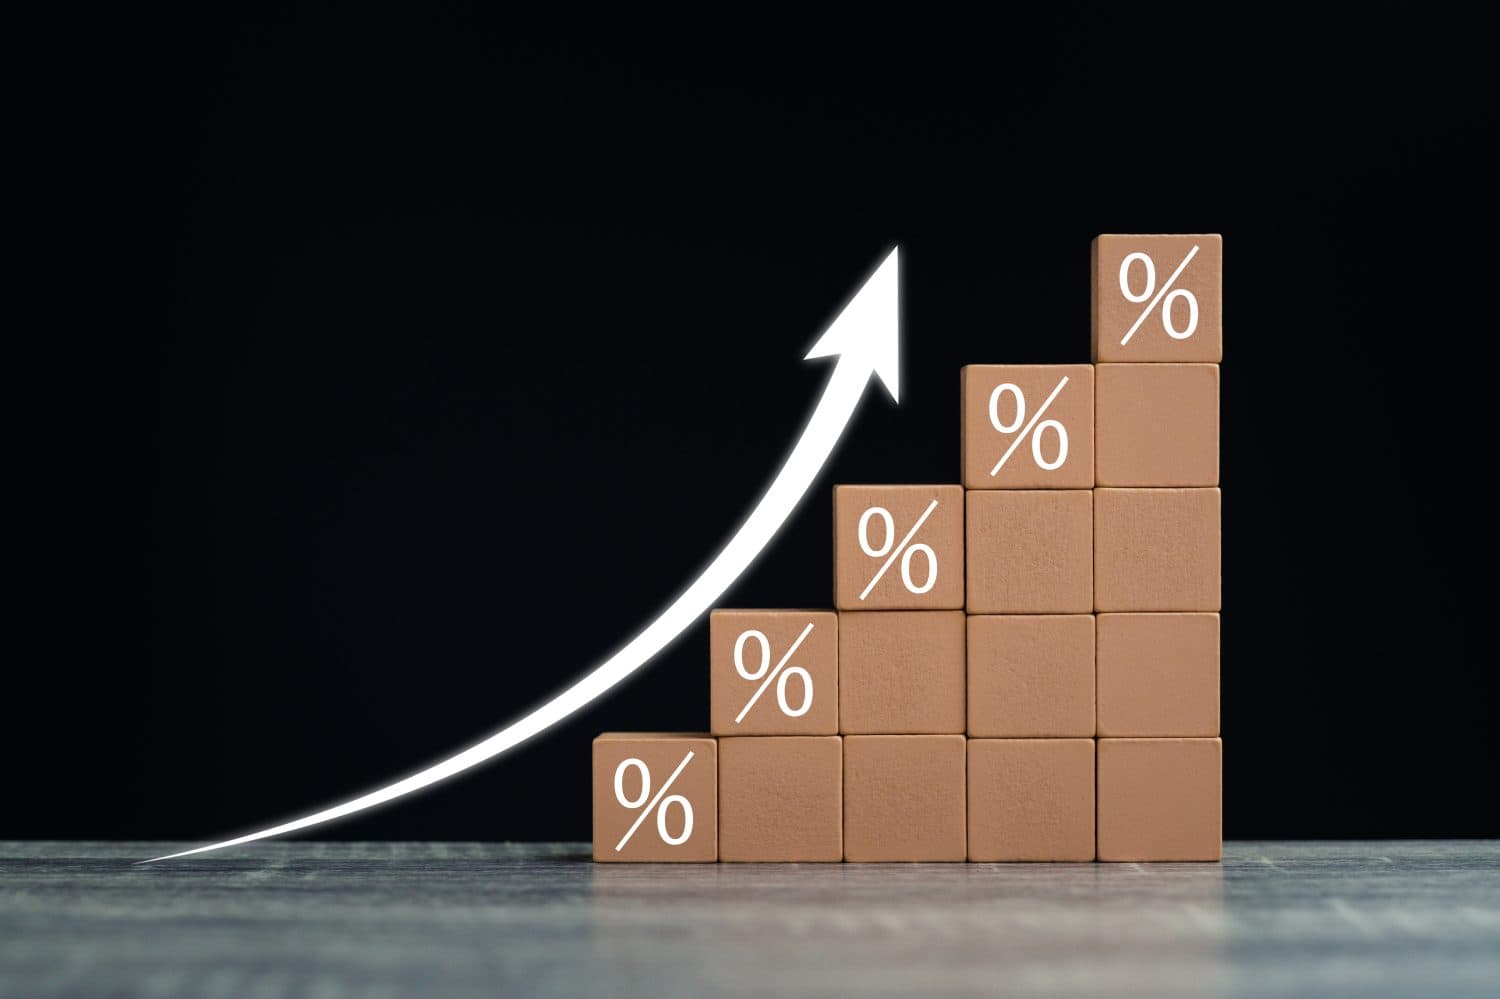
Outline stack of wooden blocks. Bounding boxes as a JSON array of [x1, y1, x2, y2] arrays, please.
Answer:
[[594, 234, 1221, 863]]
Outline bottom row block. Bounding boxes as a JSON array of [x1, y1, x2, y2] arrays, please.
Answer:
[[1097, 737, 1222, 861], [593, 733, 1220, 862], [844, 735, 966, 861], [720, 736, 842, 862], [969, 738, 1094, 861], [592, 733, 719, 863]]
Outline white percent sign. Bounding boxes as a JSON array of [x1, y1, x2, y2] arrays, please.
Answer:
[[988, 377, 1069, 476], [857, 499, 939, 600], [612, 752, 695, 852], [733, 622, 815, 724], [1118, 244, 1200, 346]]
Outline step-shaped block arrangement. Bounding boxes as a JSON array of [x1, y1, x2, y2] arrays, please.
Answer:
[[593, 233, 1222, 863]]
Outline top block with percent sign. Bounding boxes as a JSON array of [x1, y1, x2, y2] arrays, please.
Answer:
[[833, 484, 964, 610], [1092, 234, 1222, 363], [960, 364, 1094, 489]]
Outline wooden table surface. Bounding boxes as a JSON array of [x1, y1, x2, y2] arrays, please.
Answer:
[[3, 841, 1497, 996]]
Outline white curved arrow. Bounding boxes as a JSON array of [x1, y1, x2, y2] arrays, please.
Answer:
[[147, 246, 901, 862]]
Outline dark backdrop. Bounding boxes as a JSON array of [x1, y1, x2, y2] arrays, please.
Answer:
[[15, 8, 1492, 841]]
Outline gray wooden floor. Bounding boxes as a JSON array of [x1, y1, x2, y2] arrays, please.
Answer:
[[2, 841, 1497, 997]]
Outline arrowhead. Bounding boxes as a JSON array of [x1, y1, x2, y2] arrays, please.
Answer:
[[804, 246, 901, 403]]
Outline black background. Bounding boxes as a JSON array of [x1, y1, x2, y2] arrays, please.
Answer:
[[16, 8, 1492, 842]]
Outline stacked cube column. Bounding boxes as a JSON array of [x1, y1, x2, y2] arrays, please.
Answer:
[[710, 609, 842, 862], [961, 365, 1098, 861], [1091, 233, 1223, 862], [834, 485, 967, 861]]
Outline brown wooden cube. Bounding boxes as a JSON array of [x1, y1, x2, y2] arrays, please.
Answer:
[[1094, 488, 1220, 612], [1097, 613, 1219, 737], [592, 733, 717, 862], [709, 610, 837, 736], [968, 739, 1095, 862], [961, 364, 1094, 489], [844, 735, 966, 862], [718, 736, 842, 862], [1092, 234, 1222, 363], [1095, 364, 1219, 487], [834, 485, 964, 610], [1097, 738, 1222, 862], [966, 490, 1092, 614], [838, 610, 965, 734], [967, 614, 1095, 738]]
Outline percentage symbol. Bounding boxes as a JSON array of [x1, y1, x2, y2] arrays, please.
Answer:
[[987, 377, 1070, 476], [731, 622, 815, 724], [612, 752, 695, 852], [857, 499, 939, 600], [1118, 244, 1200, 346]]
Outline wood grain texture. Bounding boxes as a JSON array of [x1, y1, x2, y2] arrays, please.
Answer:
[[1094, 364, 1220, 486], [1094, 488, 1221, 612], [838, 611, 966, 734], [966, 489, 1093, 614], [842, 735, 967, 861], [719, 736, 842, 862]]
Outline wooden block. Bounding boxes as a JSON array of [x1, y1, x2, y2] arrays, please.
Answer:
[[967, 615, 1095, 738], [718, 736, 842, 862], [834, 485, 964, 610], [1094, 488, 1220, 612], [838, 611, 965, 734], [1095, 364, 1219, 487], [1097, 613, 1219, 737], [1092, 234, 1222, 363], [1097, 738, 1222, 862], [967, 739, 1095, 862], [592, 733, 717, 863], [961, 364, 1094, 489], [709, 610, 837, 736], [966, 490, 1092, 614], [843, 735, 966, 862]]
